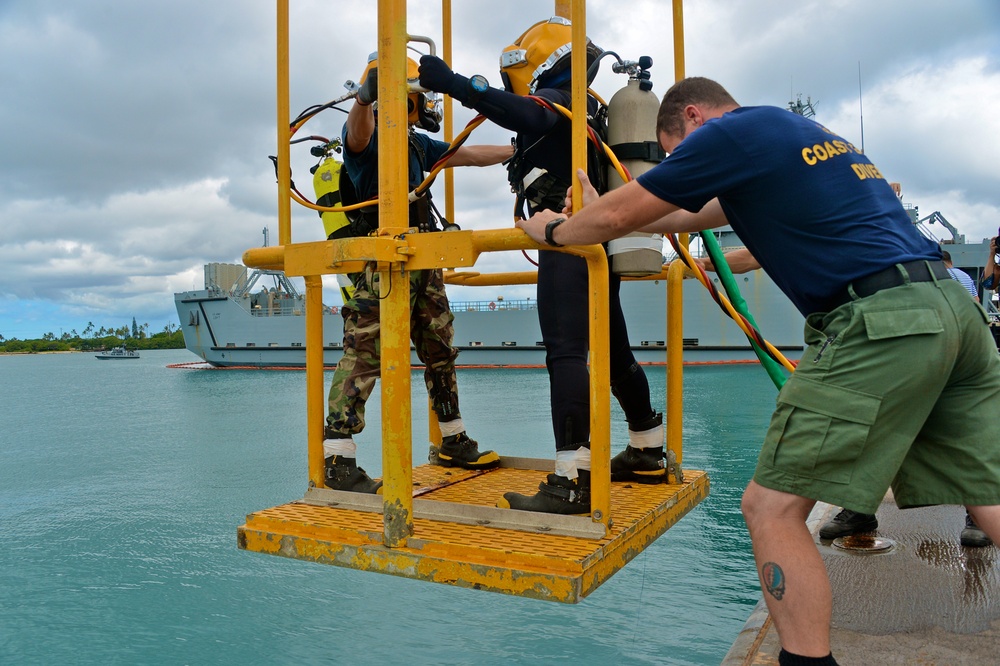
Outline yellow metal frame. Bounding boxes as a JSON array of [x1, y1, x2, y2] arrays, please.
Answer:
[[239, 0, 706, 602]]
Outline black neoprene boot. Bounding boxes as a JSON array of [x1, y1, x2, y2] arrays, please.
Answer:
[[611, 445, 666, 483], [437, 432, 500, 470], [611, 412, 665, 483], [324, 455, 383, 494], [498, 470, 591, 515]]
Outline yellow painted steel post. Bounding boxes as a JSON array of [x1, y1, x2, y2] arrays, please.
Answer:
[[666, 259, 685, 468], [442, 0, 455, 225], [672, 0, 685, 85], [567, 1, 610, 530], [377, 0, 414, 547], [668, 0, 686, 476], [426, 0, 454, 451], [275, 0, 291, 247], [672, 0, 688, 280], [568, 3, 586, 215], [305, 275, 325, 488], [585, 250, 611, 528]]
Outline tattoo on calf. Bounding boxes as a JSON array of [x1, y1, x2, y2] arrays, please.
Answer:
[[762, 561, 786, 600]]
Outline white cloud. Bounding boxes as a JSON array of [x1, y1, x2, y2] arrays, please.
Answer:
[[1, 0, 998, 338]]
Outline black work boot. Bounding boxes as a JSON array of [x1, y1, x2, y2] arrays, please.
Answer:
[[497, 470, 591, 515], [324, 455, 383, 494], [960, 511, 993, 547], [611, 446, 666, 483], [818, 508, 877, 539], [437, 432, 500, 470]]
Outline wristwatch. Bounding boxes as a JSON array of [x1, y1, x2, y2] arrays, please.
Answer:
[[470, 74, 489, 93], [544, 217, 566, 247], [466, 74, 489, 105]]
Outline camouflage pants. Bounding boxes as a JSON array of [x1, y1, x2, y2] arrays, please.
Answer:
[[326, 264, 461, 436]]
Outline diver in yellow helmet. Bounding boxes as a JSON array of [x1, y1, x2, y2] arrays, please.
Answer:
[[355, 52, 442, 132], [419, 19, 665, 515], [321, 51, 514, 493], [499, 16, 604, 96]]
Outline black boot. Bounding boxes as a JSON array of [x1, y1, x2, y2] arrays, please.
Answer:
[[960, 511, 993, 547], [818, 508, 877, 539], [437, 433, 500, 470], [611, 446, 666, 483], [324, 455, 382, 494], [498, 470, 590, 515]]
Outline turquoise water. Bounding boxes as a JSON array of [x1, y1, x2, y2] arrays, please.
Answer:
[[1, 349, 777, 665]]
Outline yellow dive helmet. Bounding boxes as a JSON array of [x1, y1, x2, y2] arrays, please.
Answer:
[[359, 52, 442, 132], [499, 16, 603, 96]]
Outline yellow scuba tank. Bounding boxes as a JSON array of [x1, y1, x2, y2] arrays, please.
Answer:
[[313, 157, 351, 239], [336, 273, 355, 304], [606, 64, 665, 277]]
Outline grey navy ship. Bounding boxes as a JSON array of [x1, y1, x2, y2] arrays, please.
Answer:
[[174, 218, 995, 368]]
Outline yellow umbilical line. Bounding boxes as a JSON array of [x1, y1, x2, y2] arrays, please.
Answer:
[[286, 92, 795, 372], [287, 112, 486, 215], [665, 235, 796, 372], [533, 95, 794, 373], [289, 190, 377, 214], [411, 115, 487, 198]]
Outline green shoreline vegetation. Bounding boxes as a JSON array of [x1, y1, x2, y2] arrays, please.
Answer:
[[0, 318, 185, 354]]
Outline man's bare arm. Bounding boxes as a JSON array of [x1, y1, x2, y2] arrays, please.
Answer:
[[446, 144, 515, 168], [517, 169, 690, 246], [639, 198, 729, 236], [694, 247, 761, 274], [344, 101, 375, 154]]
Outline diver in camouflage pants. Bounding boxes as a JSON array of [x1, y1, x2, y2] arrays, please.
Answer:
[[323, 263, 501, 493], [322, 52, 511, 493], [327, 264, 461, 433]]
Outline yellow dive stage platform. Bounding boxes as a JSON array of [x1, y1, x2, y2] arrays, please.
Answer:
[[239, 459, 708, 603]]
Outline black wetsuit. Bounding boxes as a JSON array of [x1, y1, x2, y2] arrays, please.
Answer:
[[466, 85, 655, 451]]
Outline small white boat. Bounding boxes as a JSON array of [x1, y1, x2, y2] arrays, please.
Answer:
[[95, 346, 140, 360]]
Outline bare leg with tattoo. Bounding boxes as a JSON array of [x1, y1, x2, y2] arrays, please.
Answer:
[[742, 481, 836, 661]]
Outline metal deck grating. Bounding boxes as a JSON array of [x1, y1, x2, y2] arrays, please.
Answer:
[[238, 465, 709, 603]]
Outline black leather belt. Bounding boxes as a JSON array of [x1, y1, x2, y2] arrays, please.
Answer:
[[827, 259, 949, 310]]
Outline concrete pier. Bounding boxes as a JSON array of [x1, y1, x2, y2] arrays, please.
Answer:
[[724, 496, 1000, 665]]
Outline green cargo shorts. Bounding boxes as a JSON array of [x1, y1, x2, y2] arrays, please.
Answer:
[[754, 275, 1000, 513]]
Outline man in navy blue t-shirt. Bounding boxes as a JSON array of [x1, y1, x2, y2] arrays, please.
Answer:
[[518, 77, 1000, 666]]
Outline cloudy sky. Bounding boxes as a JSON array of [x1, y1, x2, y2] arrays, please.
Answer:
[[2, 0, 998, 339]]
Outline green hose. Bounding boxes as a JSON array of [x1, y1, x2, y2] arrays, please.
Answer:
[[698, 230, 788, 389]]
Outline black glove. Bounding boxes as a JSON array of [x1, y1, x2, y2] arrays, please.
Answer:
[[418, 55, 470, 104], [357, 68, 378, 106]]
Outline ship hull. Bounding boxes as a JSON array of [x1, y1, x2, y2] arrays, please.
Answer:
[[174, 273, 806, 368], [175, 235, 994, 369]]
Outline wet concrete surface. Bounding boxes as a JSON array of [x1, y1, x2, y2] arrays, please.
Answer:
[[724, 496, 1000, 665]]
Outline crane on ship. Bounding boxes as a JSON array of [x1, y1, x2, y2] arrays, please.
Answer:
[[236, 0, 788, 603]]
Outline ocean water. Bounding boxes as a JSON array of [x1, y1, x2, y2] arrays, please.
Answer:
[[1, 349, 778, 665]]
